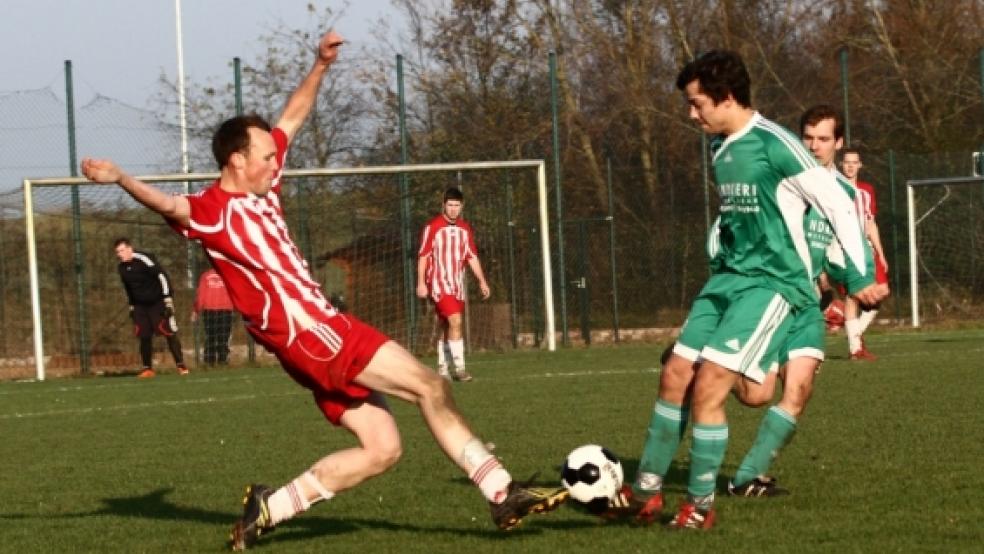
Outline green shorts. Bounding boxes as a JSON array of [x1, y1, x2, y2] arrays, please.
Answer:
[[778, 304, 825, 366], [675, 273, 794, 383]]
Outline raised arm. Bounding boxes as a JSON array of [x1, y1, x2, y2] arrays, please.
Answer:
[[80, 158, 191, 228], [275, 30, 344, 141]]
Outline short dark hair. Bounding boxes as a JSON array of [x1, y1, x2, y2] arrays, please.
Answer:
[[443, 187, 464, 202], [842, 147, 862, 160], [675, 50, 751, 108], [800, 104, 844, 139], [211, 114, 272, 169], [112, 237, 131, 249]]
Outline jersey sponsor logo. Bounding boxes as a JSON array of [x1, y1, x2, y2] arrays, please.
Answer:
[[718, 182, 760, 214]]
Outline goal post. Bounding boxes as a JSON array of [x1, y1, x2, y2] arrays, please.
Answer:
[[906, 175, 984, 327], [24, 160, 556, 381]]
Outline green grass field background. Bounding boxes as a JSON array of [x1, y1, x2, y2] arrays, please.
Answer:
[[1, 329, 982, 552]]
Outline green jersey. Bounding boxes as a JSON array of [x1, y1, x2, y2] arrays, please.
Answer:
[[708, 113, 871, 309]]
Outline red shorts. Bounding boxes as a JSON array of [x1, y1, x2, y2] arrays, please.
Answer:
[[274, 314, 389, 425], [434, 295, 464, 319], [874, 256, 889, 285]]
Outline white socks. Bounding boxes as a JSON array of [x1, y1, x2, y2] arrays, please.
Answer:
[[436, 340, 448, 371], [461, 438, 511, 503], [858, 308, 878, 334], [448, 339, 465, 370], [845, 319, 862, 353], [267, 470, 335, 526]]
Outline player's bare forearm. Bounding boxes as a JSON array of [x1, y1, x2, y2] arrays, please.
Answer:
[[866, 220, 888, 267], [118, 173, 191, 227], [468, 258, 491, 299], [81, 158, 191, 227], [415, 256, 429, 298], [276, 31, 343, 140]]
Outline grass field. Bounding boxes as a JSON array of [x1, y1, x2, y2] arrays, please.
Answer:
[[1, 328, 982, 553]]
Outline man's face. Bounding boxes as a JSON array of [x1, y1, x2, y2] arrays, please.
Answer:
[[239, 127, 280, 196], [443, 199, 463, 222], [683, 80, 732, 134], [802, 118, 843, 168], [114, 243, 134, 262], [841, 152, 862, 179]]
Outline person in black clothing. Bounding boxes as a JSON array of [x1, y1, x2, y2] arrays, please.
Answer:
[[113, 237, 189, 378]]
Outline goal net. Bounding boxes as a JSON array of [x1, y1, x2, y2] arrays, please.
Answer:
[[907, 175, 984, 326], [21, 161, 555, 380]]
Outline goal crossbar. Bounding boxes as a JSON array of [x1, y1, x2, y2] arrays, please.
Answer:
[[24, 160, 556, 381], [906, 175, 984, 327]]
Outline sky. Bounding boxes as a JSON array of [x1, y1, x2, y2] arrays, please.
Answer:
[[0, 0, 400, 108]]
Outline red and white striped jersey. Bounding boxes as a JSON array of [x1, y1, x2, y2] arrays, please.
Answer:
[[418, 215, 478, 302], [854, 180, 877, 221], [170, 127, 337, 352]]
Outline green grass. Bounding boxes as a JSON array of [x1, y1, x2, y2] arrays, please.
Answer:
[[1, 329, 982, 553]]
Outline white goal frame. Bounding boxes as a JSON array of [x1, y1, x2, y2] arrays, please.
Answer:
[[24, 160, 556, 381], [906, 175, 984, 327]]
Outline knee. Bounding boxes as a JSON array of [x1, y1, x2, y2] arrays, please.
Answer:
[[782, 384, 813, 418], [418, 371, 453, 406], [660, 357, 696, 403], [733, 387, 771, 408], [366, 440, 402, 474]]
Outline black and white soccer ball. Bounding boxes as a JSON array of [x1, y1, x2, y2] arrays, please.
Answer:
[[561, 444, 624, 513]]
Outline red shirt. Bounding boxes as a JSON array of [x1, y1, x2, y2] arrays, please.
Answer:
[[194, 269, 234, 312], [855, 180, 876, 221], [170, 127, 337, 352], [417, 214, 478, 302]]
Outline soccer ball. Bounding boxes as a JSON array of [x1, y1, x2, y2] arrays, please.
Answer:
[[561, 444, 624, 513]]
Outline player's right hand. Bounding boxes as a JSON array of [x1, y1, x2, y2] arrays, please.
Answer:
[[318, 31, 344, 65], [128, 306, 135, 321], [415, 283, 429, 299], [80, 158, 122, 183]]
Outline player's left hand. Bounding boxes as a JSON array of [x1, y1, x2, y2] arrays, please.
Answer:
[[851, 283, 888, 307], [163, 298, 175, 318], [479, 282, 491, 300], [318, 31, 344, 65], [80, 158, 122, 183]]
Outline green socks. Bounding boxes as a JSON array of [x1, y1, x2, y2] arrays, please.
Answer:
[[688, 423, 729, 499], [634, 400, 689, 493], [733, 406, 797, 486]]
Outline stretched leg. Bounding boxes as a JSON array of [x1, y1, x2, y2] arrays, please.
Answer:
[[354, 341, 566, 528], [230, 394, 403, 550], [267, 393, 402, 523], [354, 341, 482, 474]]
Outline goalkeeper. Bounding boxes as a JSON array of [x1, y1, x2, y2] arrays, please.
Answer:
[[113, 238, 189, 378]]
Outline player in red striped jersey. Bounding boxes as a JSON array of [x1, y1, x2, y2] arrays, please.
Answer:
[[841, 148, 890, 360], [416, 187, 491, 382], [81, 30, 565, 551]]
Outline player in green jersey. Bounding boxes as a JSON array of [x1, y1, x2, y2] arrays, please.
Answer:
[[602, 52, 886, 530], [728, 104, 877, 497]]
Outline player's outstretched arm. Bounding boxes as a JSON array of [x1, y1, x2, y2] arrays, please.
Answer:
[[81, 158, 191, 228], [276, 30, 344, 141]]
